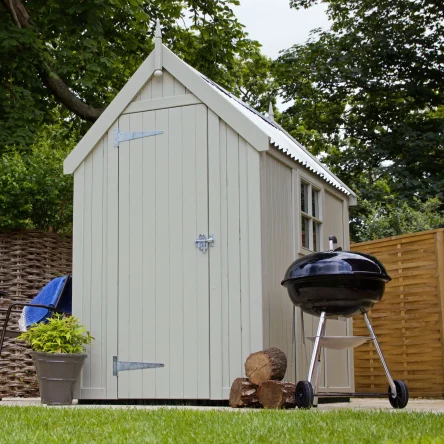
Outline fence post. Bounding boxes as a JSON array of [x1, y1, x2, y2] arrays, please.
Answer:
[[435, 229, 444, 392]]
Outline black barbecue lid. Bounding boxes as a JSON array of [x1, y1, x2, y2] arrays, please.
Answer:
[[281, 251, 391, 285]]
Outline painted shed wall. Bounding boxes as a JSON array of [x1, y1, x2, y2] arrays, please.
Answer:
[[208, 110, 263, 399], [261, 149, 353, 391], [72, 71, 263, 400], [70, 50, 353, 399], [117, 104, 210, 400], [133, 70, 192, 101], [261, 154, 295, 381], [72, 128, 352, 399], [72, 70, 196, 399], [73, 125, 118, 400]]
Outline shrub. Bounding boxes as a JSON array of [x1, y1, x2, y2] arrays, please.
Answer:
[[0, 121, 77, 234], [18, 314, 94, 354], [353, 197, 444, 242]]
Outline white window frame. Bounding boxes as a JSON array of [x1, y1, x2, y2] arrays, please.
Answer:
[[297, 171, 324, 255]]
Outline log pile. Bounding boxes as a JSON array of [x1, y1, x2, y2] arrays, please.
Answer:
[[229, 378, 260, 408], [229, 347, 296, 409]]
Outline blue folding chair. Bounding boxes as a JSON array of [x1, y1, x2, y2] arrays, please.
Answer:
[[0, 275, 72, 357]]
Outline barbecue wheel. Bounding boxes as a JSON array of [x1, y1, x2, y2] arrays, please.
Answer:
[[388, 380, 409, 409], [296, 381, 314, 409]]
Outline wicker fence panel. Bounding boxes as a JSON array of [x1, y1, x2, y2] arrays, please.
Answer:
[[0, 231, 72, 398], [352, 229, 444, 397]]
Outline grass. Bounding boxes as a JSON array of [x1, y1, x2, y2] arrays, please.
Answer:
[[0, 406, 443, 443]]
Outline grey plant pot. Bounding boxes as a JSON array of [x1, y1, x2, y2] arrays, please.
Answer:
[[30, 351, 87, 406]]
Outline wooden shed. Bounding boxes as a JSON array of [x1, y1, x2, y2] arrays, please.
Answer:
[[64, 25, 357, 401]]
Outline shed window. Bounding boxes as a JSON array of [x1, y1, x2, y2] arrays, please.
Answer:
[[300, 180, 322, 252], [301, 216, 310, 249], [301, 182, 309, 213]]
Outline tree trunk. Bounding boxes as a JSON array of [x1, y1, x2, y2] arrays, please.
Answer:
[[39, 69, 103, 121], [257, 381, 296, 409], [245, 347, 287, 385], [1, 0, 29, 27], [229, 378, 260, 408], [2, 0, 103, 121]]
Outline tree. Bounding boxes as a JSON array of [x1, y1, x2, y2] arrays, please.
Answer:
[[352, 197, 444, 242], [275, 0, 444, 204], [1, 1, 275, 234], [0, 117, 76, 233], [231, 49, 277, 112], [1, 0, 272, 151]]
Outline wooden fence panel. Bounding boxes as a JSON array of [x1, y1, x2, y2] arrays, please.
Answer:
[[352, 229, 444, 397], [0, 231, 72, 398]]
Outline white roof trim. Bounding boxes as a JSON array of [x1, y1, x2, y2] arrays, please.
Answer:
[[64, 51, 156, 174], [199, 75, 356, 199], [162, 46, 269, 151], [63, 44, 356, 202], [64, 45, 270, 174]]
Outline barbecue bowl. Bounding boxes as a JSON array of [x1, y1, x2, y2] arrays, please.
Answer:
[[281, 251, 391, 317]]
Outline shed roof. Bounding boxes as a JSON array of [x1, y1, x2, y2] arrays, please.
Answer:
[[64, 42, 356, 202], [200, 75, 353, 197]]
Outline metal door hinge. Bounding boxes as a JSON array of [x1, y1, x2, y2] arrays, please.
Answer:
[[114, 128, 164, 147], [195, 234, 215, 253], [113, 356, 164, 376]]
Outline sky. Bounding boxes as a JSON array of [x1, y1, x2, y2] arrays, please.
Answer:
[[234, 0, 330, 59]]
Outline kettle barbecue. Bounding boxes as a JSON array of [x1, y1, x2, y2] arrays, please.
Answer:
[[282, 236, 409, 409]]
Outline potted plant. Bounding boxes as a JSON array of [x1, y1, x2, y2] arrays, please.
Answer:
[[18, 313, 94, 405]]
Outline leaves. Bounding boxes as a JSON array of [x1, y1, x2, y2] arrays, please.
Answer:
[[274, 0, 444, 212], [0, 115, 76, 233], [352, 197, 444, 242], [18, 313, 94, 354], [0, 1, 275, 235], [0, 0, 271, 150]]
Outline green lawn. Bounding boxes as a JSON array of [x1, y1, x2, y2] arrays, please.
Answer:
[[0, 406, 443, 443]]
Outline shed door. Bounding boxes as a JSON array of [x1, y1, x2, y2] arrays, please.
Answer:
[[117, 105, 210, 399]]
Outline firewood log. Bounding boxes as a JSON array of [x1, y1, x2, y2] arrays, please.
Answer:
[[245, 347, 287, 385], [257, 381, 296, 409], [229, 378, 260, 408]]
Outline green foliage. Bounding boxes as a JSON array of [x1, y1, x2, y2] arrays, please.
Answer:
[[274, 0, 444, 206], [230, 49, 277, 113], [0, 117, 75, 233], [352, 197, 444, 242], [1, 1, 275, 233], [1, 0, 272, 151], [273, 33, 347, 158], [18, 313, 94, 354]]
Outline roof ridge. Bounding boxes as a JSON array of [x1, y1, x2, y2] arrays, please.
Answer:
[[195, 70, 354, 198]]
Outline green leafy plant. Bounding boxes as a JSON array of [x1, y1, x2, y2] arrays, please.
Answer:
[[1, 0, 271, 151], [275, 0, 444, 214], [352, 197, 444, 242], [0, 118, 76, 233], [18, 314, 94, 354]]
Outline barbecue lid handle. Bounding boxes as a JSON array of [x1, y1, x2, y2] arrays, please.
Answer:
[[328, 235, 338, 251]]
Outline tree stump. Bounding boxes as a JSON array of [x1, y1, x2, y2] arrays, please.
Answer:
[[257, 381, 296, 409], [229, 378, 260, 408], [245, 347, 287, 385]]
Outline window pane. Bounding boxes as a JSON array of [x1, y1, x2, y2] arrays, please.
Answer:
[[301, 183, 309, 213], [312, 190, 320, 219], [301, 217, 310, 249], [313, 222, 321, 252]]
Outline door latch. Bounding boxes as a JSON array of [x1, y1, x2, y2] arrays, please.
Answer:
[[195, 234, 215, 253]]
